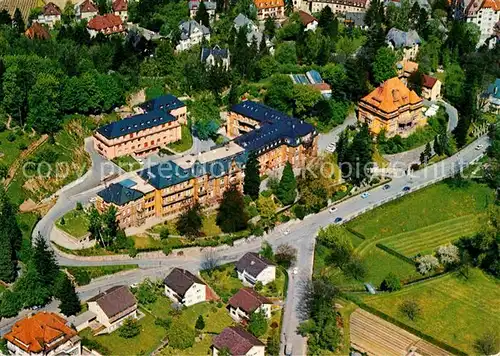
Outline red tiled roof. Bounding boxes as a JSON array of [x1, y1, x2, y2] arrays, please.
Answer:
[[4, 312, 76, 354], [311, 83, 331, 91], [25, 22, 51, 39], [43, 2, 61, 16], [254, 0, 284, 10], [112, 0, 128, 12], [298, 10, 317, 25], [422, 74, 438, 89], [87, 13, 123, 31], [213, 327, 265, 355], [228, 288, 272, 314], [80, 0, 98, 13], [481, 0, 500, 10], [360, 77, 422, 114]]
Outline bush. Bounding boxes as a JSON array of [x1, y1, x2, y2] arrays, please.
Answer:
[[380, 273, 402, 292], [292, 204, 306, 220], [160, 228, 170, 240], [118, 318, 140, 338], [261, 190, 273, 198], [6, 132, 15, 142], [163, 245, 172, 256], [195, 315, 205, 330], [128, 247, 138, 258], [167, 323, 195, 349], [81, 337, 110, 355], [60, 217, 66, 226], [18, 142, 27, 150], [155, 317, 172, 330], [76, 202, 83, 211], [399, 299, 421, 321], [248, 311, 268, 337], [136, 280, 158, 305], [0, 122, 6, 132], [473, 331, 499, 355], [254, 281, 263, 291], [217, 301, 223, 308], [67, 268, 91, 286]]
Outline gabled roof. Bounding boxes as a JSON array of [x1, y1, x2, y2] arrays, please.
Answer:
[[386, 28, 421, 48], [4, 312, 77, 354], [97, 183, 144, 205], [112, 0, 128, 12], [212, 327, 265, 355], [234, 13, 255, 29], [235, 252, 274, 278], [254, 0, 285, 9], [179, 20, 210, 40], [79, 0, 98, 13], [164, 268, 205, 296], [140, 94, 186, 113], [228, 288, 273, 314], [298, 10, 317, 26], [43, 2, 61, 16], [360, 77, 422, 114], [422, 74, 438, 89], [25, 23, 51, 40], [481, 0, 500, 10], [96, 110, 177, 139], [201, 45, 230, 62], [87, 13, 123, 31], [87, 285, 137, 319]]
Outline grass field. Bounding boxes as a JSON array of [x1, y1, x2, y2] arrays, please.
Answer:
[[56, 209, 89, 238], [167, 125, 193, 153], [363, 269, 500, 354], [64, 265, 139, 285], [112, 155, 142, 172], [0, 130, 37, 168]]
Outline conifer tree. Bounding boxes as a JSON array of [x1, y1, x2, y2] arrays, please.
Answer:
[[277, 162, 297, 205], [12, 8, 24, 34], [0, 229, 15, 282], [195, 1, 210, 28], [244, 152, 261, 200], [55, 274, 81, 316], [216, 187, 248, 233], [32, 233, 59, 286]]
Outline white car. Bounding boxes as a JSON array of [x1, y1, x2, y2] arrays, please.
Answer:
[[475, 144, 484, 150], [361, 192, 370, 199], [292, 267, 298, 275], [326, 143, 336, 153], [329, 206, 338, 213]]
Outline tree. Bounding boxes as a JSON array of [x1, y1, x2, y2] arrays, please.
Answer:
[[264, 16, 276, 38], [136, 279, 158, 305], [0, 229, 15, 283], [266, 330, 280, 356], [244, 152, 261, 200], [195, 1, 210, 28], [0, 290, 21, 318], [274, 243, 297, 268], [436, 244, 460, 265], [343, 124, 373, 185], [292, 85, 322, 118], [101, 205, 118, 247], [274, 42, 297, 65], [372, 47, 397, 84], [416, 255, 440, 275], [380, 273, 402, 291], [216, 187, 248, 233], [473, 332, 499, 355], [318, 6, 338, 38], [444, 64, 465, 107], [399, 299, 421, 321], [420, 142, 432, 164], [32, 233, 59, 286], [14, 261, 51, 308], [227, 84, 240, 106], [177, 204, 203, 237], [0, 9, 10, 25], [201, 250, 220, 271], [265, 74, 294, 112], [317, 225, 354, 268], [12, 8, 25, 33], [259, 242, 274, 260], [195, 315, 205, 330], [54, 274, 81, 316], [276, 162, 297, 205], [248, 310, 268, 337], [336, 129, 349, 163], [344, 255, 367, 281], [119, 318, 141, 338]]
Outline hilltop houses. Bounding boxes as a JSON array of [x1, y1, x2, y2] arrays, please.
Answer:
[[177, 20, 211, 51]]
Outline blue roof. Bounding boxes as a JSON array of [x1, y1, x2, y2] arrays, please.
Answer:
[[120, 179, 137, 188], [201, 46, 229, 62], [306, 70, 323, 84], [97, 183, 144, 206], [486, 78, 500, 99], [96, 110, 177, 140], [140, 94, 186, 113], [230, 101, 316, 152]]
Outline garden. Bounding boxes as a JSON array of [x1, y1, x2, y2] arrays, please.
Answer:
[[56, 207, 90, 239], [112, 155, 142, 172]]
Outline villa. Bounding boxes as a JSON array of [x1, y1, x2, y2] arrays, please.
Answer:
[[386, 28, 421, 61]]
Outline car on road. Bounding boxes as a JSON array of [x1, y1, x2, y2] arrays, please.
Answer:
[[361, 192, 370, 199], [475, 144, 484, 150], [403, 186, 411, 192], [292, 267, 298, 275], [382, 184, 391, 190], [328, 206, 338, 213], [334, 217, 343, 224], [285, 344, 293, 356]]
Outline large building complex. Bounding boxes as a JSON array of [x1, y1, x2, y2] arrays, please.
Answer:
[[308, 0, 367, 16], [254, 0, 285, 20], [93, 95, 187, 160], [358, 77, 425, 137]]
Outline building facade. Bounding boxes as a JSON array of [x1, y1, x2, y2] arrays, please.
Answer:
[[189, 0, 217, 19], [177, 20, 211, 51], [164, 268, 208, 306], [309, 0, 366, 15], [421, 74, 442, 102], [93, 95, 187, 159], [236, 252, 276, 286], [112, 0, 128, 21], [34, 2, 61, 28], [386, 28, 421, 61], [254, 0, 285, 20], [227, 101, 318, 174], [75, 0, 98, 20], [358, 77, 425, 137], [201, 45, 230, 70], [466, 0, 500, 48], [227, 288, 273, 322]]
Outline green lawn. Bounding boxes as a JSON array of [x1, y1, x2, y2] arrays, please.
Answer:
[[0, 129, 37, 168], [200, 264, 243, 302], [363, 269, 500, 354], [64, 265, 139, 286], [167, 125, 193, 153], [149, 213, 222, 237], [112, 155, 142, 172], [56, 209, 89, 238]]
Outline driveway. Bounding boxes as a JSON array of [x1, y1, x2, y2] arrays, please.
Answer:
[[317, 113, 357, 151]]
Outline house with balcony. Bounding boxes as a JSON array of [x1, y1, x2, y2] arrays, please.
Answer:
[[176, 20, 211, 51], [235, 252, 276, 286], [212, 327, 265, 356], [164, 268, 208, 306], [4, 312, 81, 356], [87, 285, 138, 334], [227, 288, 273, 322], [358, 77, 425, 137], [254, 0, 284, 20]]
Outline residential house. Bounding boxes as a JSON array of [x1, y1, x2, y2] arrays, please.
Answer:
[[466, 0, 500, 48], [87, 285, 138, 334], [201, 45, 230, 70], [233, 14, 273, 51], [212, 327, 265, 356], [343, 11, 367, 29], [358, 77, 425, 137], [396, 60, 418, 85], [164, 268, 208, 306], [75, 0, 98, 20], [309, 0, 367, 16], [189, 0, 217, 20], [290, 70, 332, 98], [87, 14, 125, 37], [177, 20, 210, 51], [25, 23, 51, 40], [34, 2, 61, 28], [235, 252, 276, 286], [227, 288, 273, 322], [421, 74, 442, 101], [386, 28, 421, 61], [93, 94, 186, 159], [298, 10, 318, 31], [227, 101, 318, 174], [112, 0, 128, 21], [482, 78, 500, 113], [4, 312, 81, 356], [254, 0, 285, 20]]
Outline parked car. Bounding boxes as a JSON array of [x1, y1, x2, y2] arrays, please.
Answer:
[[475, 144, 484, 150], [403, 186, 411, 192], [334, 217, 343, 224], [382, 184, 391, 190], [361, 192, 370, 199], [292, 267, 299, 275], [329, 206, 338, 213]]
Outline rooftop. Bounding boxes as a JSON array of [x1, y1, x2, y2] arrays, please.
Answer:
[[309, 0, 367, 6], [212, 327, 265, 355], [87, 13, 123, 31], [79, 0, 98, 13], [97, 182, 144, 206], [4, 312, 77, 354], [179, 20, 210, 40], [486, 78, 500, 99], [360, 77, 422, 113], [43, 2, 61, 16], [253, 0, 285, 9], [112, 0, 128, 12], [189, 0, 217, 10], [140, 94, 186, 113], [228, 288, 273, 314], [422, 74, 438, 89], [201, 45, 230, 62], [87, 285, 137, 319], [235, 252, 275, 278], [164, 268, 205, 296], [386, 28, 421, 48], [298, 10, 317, 26]]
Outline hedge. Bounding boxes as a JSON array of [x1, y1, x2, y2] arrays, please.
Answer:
[[376, 243, 415, 265], [345, 227, 367, 240]]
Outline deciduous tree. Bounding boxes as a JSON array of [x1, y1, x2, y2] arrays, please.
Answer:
[[177, 203, 203, 237], [372, 47, 397, 84], [248, 310, 268, 337], [216, 187, 248, 233]]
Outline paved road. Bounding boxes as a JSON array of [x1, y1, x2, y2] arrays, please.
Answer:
[[317, 113, 357, 151]]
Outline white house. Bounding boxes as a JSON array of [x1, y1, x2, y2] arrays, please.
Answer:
[[112, 0, 128, 22], [34, 2, 61, 28], [176, 20, 210, 51], [87, 285, 138, 334], [201, 45, 230, 70], [466, 0, 500, 48], [164, 267, 207, 306], [212, 327, 266, 356], [227, 288, 273, 322], [4, 312, 81, 356], [386, 28, 421, 61], [298, 10, 318, 31], [75, 0, 99, 20], [235, 252, 276, 286]]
